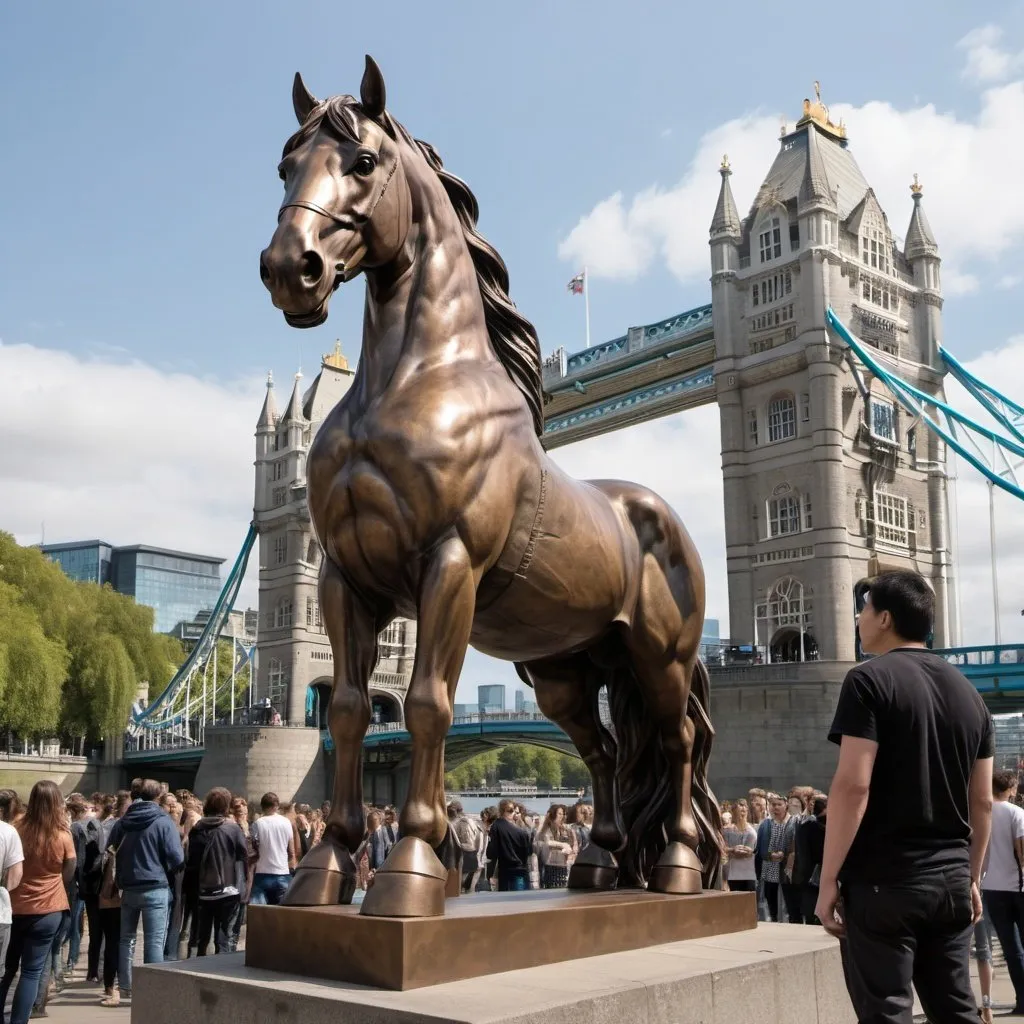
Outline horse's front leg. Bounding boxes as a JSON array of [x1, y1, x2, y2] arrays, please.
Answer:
[[360, 535, 475, 918], [283, 558, 379, 906]]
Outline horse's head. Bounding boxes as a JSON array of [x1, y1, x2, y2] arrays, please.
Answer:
[[260, 56, 412, 328]]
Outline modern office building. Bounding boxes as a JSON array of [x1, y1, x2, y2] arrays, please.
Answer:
[[700, 618, 722, 664], [41, 540, 224, 633], [478, 684, 506, 714], [514, 689, 538, 714]]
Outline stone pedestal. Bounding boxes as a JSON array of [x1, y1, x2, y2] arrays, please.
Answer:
[[132, 923, 856, 1024], [193, 725, 326, 804]]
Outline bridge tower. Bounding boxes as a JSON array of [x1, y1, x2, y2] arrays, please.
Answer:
[[253, 343, 417, 729], [711, 88, 955, 662]]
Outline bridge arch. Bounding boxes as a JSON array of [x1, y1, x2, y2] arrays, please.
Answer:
[[305, 679, 332, 729], [370, 689, 403, 726]]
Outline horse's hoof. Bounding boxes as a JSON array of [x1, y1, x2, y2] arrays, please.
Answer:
[[281, 836, 358, 906], [568, 844, 619, 890], [360, 837, 446, 918], [648, 841, 703, 895]]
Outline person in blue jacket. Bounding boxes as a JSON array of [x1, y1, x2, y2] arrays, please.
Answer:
[[107, 778, 183, 998]]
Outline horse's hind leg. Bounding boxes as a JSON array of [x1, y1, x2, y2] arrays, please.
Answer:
[[283, 558, 378, 906], [520, 654, 623, 888]]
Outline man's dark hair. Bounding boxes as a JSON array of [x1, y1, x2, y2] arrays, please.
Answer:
[[140, 779, 163, 802], [867, 571, 934, 642], [204, 787, 233, 816], [993, 770, 1018, 796], [261, 792, 280, 812], [129, 778, 144, 800], [813, 796, 828, 816]]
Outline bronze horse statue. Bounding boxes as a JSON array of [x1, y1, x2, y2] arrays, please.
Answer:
[[259, 56, 722, 917]]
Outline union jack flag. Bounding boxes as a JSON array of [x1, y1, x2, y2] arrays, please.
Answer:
[[567, 272, 585, 295]]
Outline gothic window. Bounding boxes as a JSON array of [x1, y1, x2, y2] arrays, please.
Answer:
[[752, 286, 759, 307], [767, 493, 811, 537], [272, 433, 281, 452], [272, 486, 287, 508], [875, 490, 910, 547], [759, 217, 782, 263], [870, 398, 897, 443], [861, 221, 891, 274], [747, 409, 759, 447], [268, 658, 283, 686], [274, 598, 292, 628], [267, 659, 288, 704], [800, 393, 810, 423], [767, 394, 797, 443], [314, 602, 321, 628], [270, 461, 284, 482], [273, 534, 287, 566], [306, 538, 320, 566], [306, 597, 314, 627], [823, 219, 833, 245]]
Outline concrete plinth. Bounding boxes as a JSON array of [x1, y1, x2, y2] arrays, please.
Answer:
[[193, 725, 326, 804], [133, 923, 856, 1024]]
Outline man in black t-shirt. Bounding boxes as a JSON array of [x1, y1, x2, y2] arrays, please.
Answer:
[[486, 799, 535, 891], [817, 570, 993, 1024]]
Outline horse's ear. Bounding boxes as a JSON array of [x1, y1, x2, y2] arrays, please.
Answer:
[[360, 55, 386, 118], [292, 72, 318, 124]]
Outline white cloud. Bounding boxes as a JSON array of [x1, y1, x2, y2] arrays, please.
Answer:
[[0, 340, 264, 606], [958, 25, 1024, 84], [560, 28, 1024, 295]]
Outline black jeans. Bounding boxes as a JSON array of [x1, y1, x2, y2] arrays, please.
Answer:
[[801, 884, 820, 925], [728, 879, 756, 892], [762, 880, 781, 921], [99, 907, 120, 991], [982, 889, 1024, 1009], [196, 896, 240, 955], [84, 894, 103, 979], [782, 881, 805, 924], [840, 865, 978, 1024]]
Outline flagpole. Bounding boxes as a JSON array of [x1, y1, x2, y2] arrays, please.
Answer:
[[584, 266, 591, 349]]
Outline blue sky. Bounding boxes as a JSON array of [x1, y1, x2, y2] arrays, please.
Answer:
[[5, 3, 1024, 703]]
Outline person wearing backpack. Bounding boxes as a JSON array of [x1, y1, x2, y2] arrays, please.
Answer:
[[184, 788, 248, 955]]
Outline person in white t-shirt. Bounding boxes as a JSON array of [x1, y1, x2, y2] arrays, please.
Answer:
[[249, 793, 296, 906], [981, 769, 1024, 1017], [0, 818, 25, 967], [723, 799, 758, 892]]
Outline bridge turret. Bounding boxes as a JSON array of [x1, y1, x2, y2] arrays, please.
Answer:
[[904, 176, 943, 369]]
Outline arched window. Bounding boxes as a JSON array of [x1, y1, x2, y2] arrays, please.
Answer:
[[759, 216, 783, 263], [274, 599, 292, 628], [305, 538, 320, 566], [767, 394, 797, 442]]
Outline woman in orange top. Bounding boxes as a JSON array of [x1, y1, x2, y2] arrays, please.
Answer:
[[0, 781, 76, 1024]]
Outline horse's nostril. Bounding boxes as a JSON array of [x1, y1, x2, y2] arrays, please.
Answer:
[[259, 254, 272, 285], [300, 250, 324, 285]]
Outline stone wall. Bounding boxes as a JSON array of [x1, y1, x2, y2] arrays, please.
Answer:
[[706, 662, 849, 800], [0, 754, 121, 797], [194, 725, 327, 805]]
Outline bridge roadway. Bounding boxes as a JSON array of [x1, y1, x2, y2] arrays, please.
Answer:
[[124, 645, 1024, 781]]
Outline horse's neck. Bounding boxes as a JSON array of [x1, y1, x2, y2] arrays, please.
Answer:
[[360, 152, 493, 397]]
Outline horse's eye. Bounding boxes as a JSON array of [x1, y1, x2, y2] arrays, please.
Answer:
[[354, 155, 377, 177]]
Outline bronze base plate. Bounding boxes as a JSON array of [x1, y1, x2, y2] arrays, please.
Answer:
[[245, 888, 756, 990]]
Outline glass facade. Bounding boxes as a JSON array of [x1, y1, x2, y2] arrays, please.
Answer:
[[478, 684, 505, 713], [40, 541, 113, 584], [41, 540, 223, 634], [700, 617, 722, 664]]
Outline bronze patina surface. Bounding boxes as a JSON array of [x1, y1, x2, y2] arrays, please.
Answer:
[[246, 889, 756, 990], [259, 56, 725, 917]]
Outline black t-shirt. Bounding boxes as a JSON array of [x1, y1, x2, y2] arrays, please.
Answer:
[[486, 818, 534, 873], [828, 647, 994, 883]]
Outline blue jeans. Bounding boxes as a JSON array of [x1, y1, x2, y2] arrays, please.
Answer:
[[119, 887, 170, 995], [67, 898, 84, 965], [982, 888, 1024, 1008], [33, 909, 69, 1011], [0, 911, 64, 1024], [249, 874, 291, 906]]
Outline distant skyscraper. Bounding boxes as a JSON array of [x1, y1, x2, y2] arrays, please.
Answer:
[[514, 689, 538, 714], [478, 684, 505, 714]]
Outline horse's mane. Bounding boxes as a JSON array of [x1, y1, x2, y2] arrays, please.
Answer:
[[283, 97, 546, 436]]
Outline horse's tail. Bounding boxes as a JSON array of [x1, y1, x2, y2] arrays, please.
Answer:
[[606, 657, 723, 890], [688, 659, 724, 890]]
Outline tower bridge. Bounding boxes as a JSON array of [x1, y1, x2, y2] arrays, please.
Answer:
[[127, 88, 1024, 804]]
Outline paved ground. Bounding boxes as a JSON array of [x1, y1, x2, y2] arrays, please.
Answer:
[[15, 932, 1024, 1022]]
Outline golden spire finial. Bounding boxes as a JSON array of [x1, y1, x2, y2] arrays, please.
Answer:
[[797, 80, 847, 140], [322, 339, 350, 370], [910, 173, 923, 196], [720, 153, 730, 172]]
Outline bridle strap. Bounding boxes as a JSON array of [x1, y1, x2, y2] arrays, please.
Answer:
[[278, 156, 399, 227]]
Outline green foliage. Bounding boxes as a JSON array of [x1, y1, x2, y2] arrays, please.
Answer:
[[445, 744, 589, 793], [0, 531, 191, 742]]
